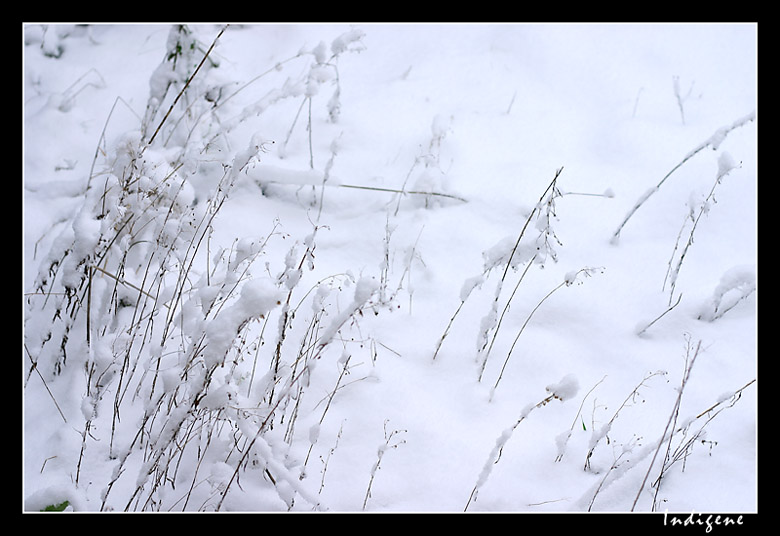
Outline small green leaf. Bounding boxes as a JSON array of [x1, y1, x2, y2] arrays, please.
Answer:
[[581, 417, 587, 431], [41, 501, 70, 512]]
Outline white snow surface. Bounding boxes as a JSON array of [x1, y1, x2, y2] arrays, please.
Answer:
[[23, 23, 757, 513]]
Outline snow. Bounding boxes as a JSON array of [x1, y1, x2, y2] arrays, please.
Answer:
[[717, 150, 738, 178], [698, 264, 757, 322], [546, 373, 580, 401], [23, 23, 757, 513]]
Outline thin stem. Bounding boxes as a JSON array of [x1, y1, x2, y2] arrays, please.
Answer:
[[612, 111, 755, 242], [146, 25, 228, 148], [635, 294, 683, 336], [489, 281, 565, 398], [631, 339, 701, 511]]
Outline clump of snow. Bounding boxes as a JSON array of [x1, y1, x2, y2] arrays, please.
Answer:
[[698, 265, 756, 321], [230, 236, 263, 269], [330, 27, 365, 56], [708, 111, 756, 151], [717, 151, 738, 178], [24, 484, 87, 512], [482, 235, 535, 273], [460, 275, 484, 302], [237, 277, 285, 318], [317, 276, 379, 349], [199, 381, 238, 411], [546, 374, 580, 401], [353, 275, 380, 305], [564, 270, 580, 286], [203, 278, 283, 367]]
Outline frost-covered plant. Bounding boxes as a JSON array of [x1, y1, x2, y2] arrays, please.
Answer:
[[611, 111, 755, 243], [554, 375, 607, 463], [631, 336, 702, 511], [488, 267, 604, 399], [580, 378, 754, 512], [393, 114, 455, 214], [582, 370, 667, 472], [432, 168, 565, 363], [633, 150, 746, 334], [474, 170, 564, 371], [431, 168, 596, 392], [664, 151, 741, 304], [673, 75, 696, 125], [464, 374, 579, 511], [209, 271, 380, 511], [363, 420, 407, 510], [579, 433, 650, 512], [215, 26, 365, 168], [143, 24, 227, 149], [574, 337, 755, 512], [697, 265, 756, 322], [24, 23, 381, 512], [634, 294, 683, 337], [647, 376, 756, 511], [376, 217, 425, 313]]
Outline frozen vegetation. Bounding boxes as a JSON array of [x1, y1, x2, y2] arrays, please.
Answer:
[[23, 23, 757, 513]]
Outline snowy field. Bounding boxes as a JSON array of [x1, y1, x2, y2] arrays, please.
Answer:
[[23, 23, 757, 514]]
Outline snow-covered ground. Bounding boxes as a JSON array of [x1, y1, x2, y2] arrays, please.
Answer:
[[23, 23, 757, 513]]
